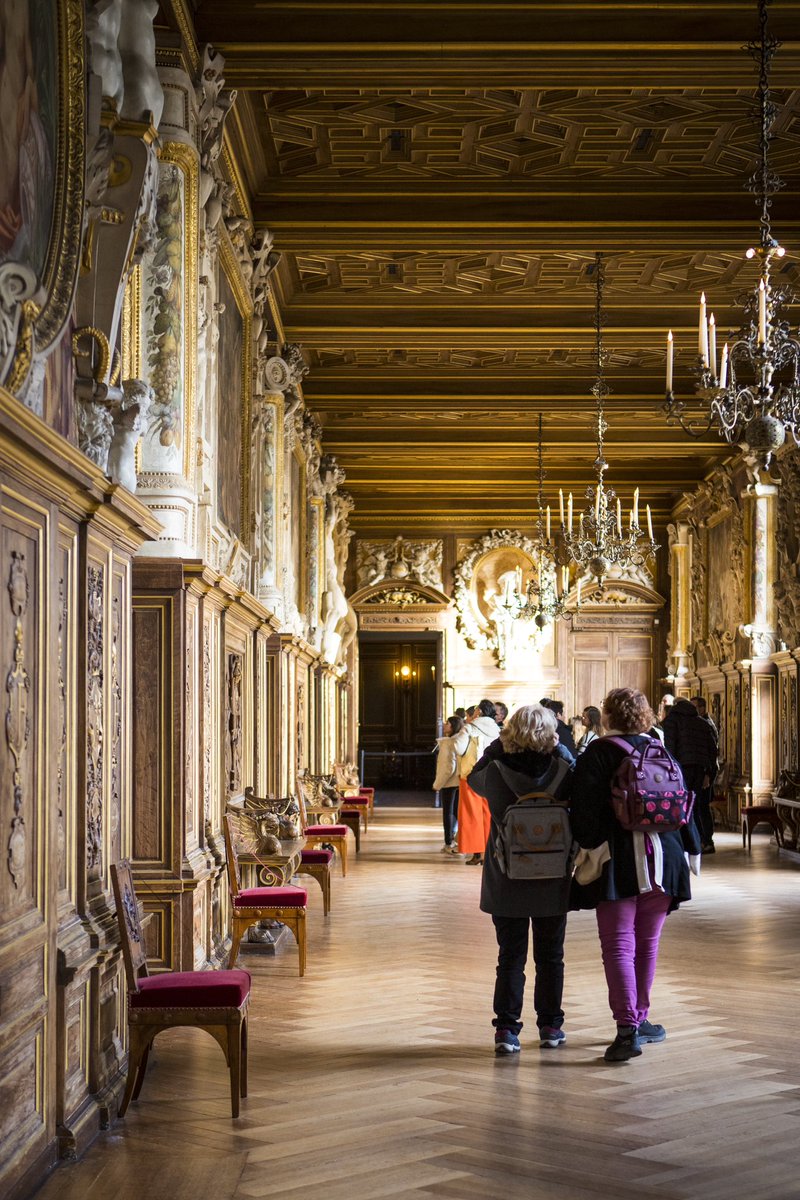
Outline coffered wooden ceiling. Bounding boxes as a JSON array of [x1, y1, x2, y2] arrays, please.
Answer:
[[190, 1, 800, 533]]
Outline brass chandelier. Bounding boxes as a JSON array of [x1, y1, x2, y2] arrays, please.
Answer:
[[662, 0, 799, 470], [499, 415, 570, 629], [562, 254, 659, 589]]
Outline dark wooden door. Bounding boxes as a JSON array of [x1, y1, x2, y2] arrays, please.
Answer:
[[358, 636, 438, 789]]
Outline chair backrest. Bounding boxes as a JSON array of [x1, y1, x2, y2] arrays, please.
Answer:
[[333, 761, 359, 789], [222, 812, 244, 896], [294, 784, 311, 833], [110, 861, 148, 992]]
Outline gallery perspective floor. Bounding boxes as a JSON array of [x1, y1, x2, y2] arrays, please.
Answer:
[[35, 809, 800, 1200]]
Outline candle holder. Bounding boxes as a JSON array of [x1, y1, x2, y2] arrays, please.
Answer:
[[563, 254, 659, 589], [498, 415, 572, 629], [661, 0, 800, 471]]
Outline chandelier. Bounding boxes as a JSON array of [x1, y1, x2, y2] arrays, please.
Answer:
[[562, 253, 659, 589], [499, 415, 570, 629], [662, 0, 799, 470]]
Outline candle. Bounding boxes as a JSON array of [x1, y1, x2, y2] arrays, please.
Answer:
[[699, 292, 708, 365], [633, 487, 639, 525], [576, 577, 582, 607], [546, 505, 551, 542], [559, 488, 565, 527], [616, 497, 622, 536], [567, 492, 573, 534], [758, 279, 766, 345], [515, 565, 522, 593], [666, 329, 674, 392], [646, 504, 654, 541], [719, 342, 729, 389], [709, 313, 717, 378], [562, 566, 568, 593]]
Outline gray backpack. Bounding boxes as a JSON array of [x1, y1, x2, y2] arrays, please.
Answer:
[[493, 759, 575, 880]]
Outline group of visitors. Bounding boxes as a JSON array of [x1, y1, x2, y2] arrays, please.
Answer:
[[433, 686, 719, 1063]]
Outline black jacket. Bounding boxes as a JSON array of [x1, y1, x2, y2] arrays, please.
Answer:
[[569, 733, 701, 913], [556, 719, 577, 757], [662, 700, 718, 773], [470, 741, 575, 918]]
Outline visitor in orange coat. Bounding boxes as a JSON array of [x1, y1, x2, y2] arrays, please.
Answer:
[[457, 699, 501, 864]]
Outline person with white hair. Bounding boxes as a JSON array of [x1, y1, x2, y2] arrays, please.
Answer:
[[469, 704, 575, 1056]]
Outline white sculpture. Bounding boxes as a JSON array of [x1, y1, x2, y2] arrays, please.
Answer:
[[109, 380, 153, 491]]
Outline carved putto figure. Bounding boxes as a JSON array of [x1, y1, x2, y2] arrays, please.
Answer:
[[356, 536, 444, 591]]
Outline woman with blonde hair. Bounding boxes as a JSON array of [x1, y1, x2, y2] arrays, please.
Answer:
[[571, 687, 701, 1063], [469, 704, 575, 1055]]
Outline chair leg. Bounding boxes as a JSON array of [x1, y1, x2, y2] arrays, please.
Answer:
[[742, 818, 748, 851], [340, 834, 348, 877], [297, 910, 306, 976], [240, 1016, 248, 1099], [323, 867, 331, 916], [227, 1022, 241, 1118], [131, 1042, 151, 1102], [120, 1027, 151, 1117], [228, 920, 245, 968]]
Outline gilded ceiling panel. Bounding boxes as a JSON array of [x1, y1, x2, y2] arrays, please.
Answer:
[[306, 346, 664, 371], [287, 249, 798, 298], [261, 86, 800, 181]]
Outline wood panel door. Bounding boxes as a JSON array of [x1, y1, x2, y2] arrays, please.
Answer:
[[358, 636, 438, 789]]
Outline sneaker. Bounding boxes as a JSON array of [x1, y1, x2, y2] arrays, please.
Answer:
[[494, 1029, 521, 1055], [637, 1019, 666, 1044], [603, 1025, 642, 1063], [445, 843, 460, 855], [539, 1026, 566, 1049]]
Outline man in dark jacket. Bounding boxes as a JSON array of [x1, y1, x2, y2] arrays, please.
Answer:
[[662, 698, 718, 853], [540, 698, 577, 756]]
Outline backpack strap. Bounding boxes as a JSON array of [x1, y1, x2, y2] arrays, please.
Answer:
[[516, 755, 571, 804]]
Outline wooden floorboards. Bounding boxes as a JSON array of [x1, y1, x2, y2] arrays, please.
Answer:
[[35, 811, 800, 1200]]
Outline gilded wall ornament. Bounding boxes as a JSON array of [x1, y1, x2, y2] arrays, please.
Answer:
[[86, 566, 104, 874], [356, 536, 444, 591], [452, 529, 540, 668], [6, 552, 30, 889]]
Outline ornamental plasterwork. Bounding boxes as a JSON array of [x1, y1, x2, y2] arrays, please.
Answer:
[[362, 587, 432, 608], [678, 463, 747, 668], [356, 536, 443, 591], [452, 529, 540, 668]]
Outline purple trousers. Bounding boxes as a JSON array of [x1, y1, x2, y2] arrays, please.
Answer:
[[595, 890, 672, 1026]]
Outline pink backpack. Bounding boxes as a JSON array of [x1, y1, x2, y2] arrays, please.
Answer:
[[607, 736, 695, 833]]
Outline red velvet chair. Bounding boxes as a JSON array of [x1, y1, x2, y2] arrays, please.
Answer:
[[110, 861, 251, 1119], [296, 782, 352, 876], [298, 846, 334, 915], [223, 814, 308, 975]]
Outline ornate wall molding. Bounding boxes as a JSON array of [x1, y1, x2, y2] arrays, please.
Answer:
[[86, 566, 104, 876], [453, 528, 540, 668], [356, 535, 444, 591], [6, 552, 31, 889]]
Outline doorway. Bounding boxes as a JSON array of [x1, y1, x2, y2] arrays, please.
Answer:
[[358, 632, 442, 802]]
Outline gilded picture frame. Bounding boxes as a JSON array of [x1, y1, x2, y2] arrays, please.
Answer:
[[0, 0, 86, 395]]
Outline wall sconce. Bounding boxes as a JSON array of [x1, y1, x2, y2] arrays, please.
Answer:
[[394, 664, 417, 689]]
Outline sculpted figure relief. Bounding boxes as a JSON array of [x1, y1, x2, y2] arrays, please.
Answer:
[[356, 536, 444, 591]]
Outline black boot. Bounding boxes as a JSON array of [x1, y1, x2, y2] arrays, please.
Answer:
[[604, 1025, 642, 1063]]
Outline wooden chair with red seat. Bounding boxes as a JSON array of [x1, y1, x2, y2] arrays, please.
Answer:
[[240, 788, 334, 916], [741, 803, 785, 851], [296, 776, 352, 877], [298, 769, 364, 849], [110, 860, 251, 1119], [334, 761, 374, 825], [223, 813, 308, 975]]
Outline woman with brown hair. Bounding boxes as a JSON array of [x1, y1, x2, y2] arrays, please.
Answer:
[[571, 687, 701, 1063], [576, 705, 603, 755]]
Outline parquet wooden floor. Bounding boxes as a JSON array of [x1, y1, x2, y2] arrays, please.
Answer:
[[36, 811, 800, 1200]]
